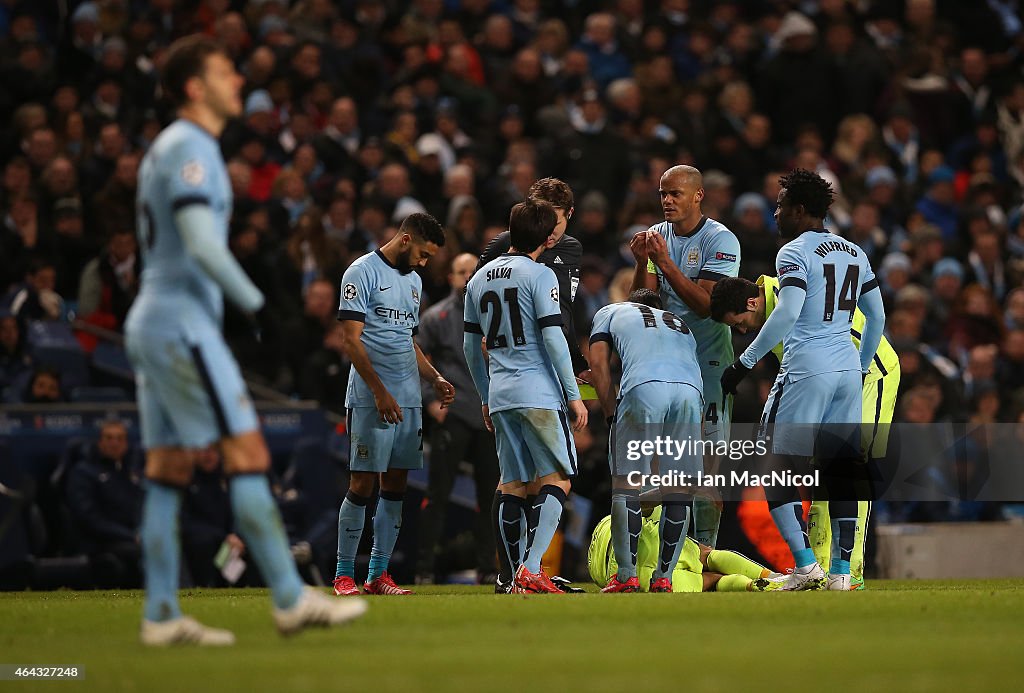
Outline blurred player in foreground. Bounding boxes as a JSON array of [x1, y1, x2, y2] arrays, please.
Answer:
[[711, 275, 900, 589], [464, 199, 588, 594], [127, 35, 365, 646]]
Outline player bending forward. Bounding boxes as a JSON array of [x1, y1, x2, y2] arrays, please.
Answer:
[[464, 199, 588, 594], [127, 35, 365, 646], [588, 289, 704, 593]]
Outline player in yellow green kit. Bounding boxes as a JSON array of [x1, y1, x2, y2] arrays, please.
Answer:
[[588, 505, 777, 592], [710, 275, 900, 589]]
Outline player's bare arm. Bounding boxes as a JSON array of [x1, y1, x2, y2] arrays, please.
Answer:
[[340, 319, 402, 423], [587, 340, 617, 421], [414, 341, 455, 408]]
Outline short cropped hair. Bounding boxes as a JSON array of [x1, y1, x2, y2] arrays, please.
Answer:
[[628, 288, 662, 309], [162, 35, 227, 109], [710, 276, 759, 322], [779, 168, 835, 219], [400, 212, 446, 246], [509, 198, 557, 252], [527, 177, 573, 211]]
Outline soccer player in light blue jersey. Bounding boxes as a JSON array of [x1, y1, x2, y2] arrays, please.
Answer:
[[631, 165, 741, 549], [589, 289, 704, 593], [332, 212, 455, 597], [720, 169, 885, 591], [126, 36, 365, 646], [464, 199, 588, 594]]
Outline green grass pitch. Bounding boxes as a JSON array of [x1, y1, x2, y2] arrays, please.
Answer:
[[2, 581, 1023, 691]]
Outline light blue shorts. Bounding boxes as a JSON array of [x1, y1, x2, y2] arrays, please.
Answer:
[[491, 407, 577, 485], [125, 322, 258, 449], [698, 358, 733, 444], [347, 406, 423, 472], [611, 381, 704, 478], [760, 370, 862, 456]]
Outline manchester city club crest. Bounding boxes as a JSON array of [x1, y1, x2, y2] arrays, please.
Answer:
[[411, 288, 420, 304], [686, 248, 699, 267]]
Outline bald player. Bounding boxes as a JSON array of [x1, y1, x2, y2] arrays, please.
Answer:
[[631, 165, 741, 548]]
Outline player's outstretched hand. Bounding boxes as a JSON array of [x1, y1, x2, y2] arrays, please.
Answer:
[[720, 360, 751, 396], [433, 376, 455, 408], [646, 232, 669, 267], [629, 231, 650, 263], [481, 404, 494, 433], [374, 390, 403, 424], [569, 399, 588, 432]]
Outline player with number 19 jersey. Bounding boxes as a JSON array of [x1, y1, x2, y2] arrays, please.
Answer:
[[589, 302, 702, 402]]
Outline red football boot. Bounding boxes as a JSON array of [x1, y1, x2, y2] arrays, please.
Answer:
[[512, 565, 562, 594], [332, 575, 360, 596], [601, 576, 641, 593], [649, 577, 673, 593], [363, 572, 413, 595]]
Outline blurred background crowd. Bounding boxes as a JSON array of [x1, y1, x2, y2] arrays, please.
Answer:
[[3, 0, 1024, 586]]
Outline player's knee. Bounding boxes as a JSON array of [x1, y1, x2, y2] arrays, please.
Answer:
[[348, 471, 376, 497], [144, 449, 194, 487], [380, 469, 409, 494], [220, 430, 269, 475]]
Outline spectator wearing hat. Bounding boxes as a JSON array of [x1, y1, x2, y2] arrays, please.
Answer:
[[57, 1, 101, 85], [924, 257, 965, 341], [878, 252, 913, 308], [731, 192, 778, 281], [915, 164, 959, 241], [758, 12, 836, 142]]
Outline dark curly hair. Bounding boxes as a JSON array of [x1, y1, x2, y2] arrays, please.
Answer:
[[628, 288, 662, 309], [400, 212, 446, 246], [779, 168, 835, 219]]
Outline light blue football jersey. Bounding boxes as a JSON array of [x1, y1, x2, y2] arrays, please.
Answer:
[[647, 217, 740, 368], [464, 253, 569, 413], [338, 250, 423, 408], [130, 119, 233, 329], [774, 230, 878, 381], [589, 302, 703, 399]]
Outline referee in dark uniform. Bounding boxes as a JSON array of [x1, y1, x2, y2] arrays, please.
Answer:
[[477, 177, 590, 592]]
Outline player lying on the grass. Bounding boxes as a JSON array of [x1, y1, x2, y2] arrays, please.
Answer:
[[333, 212, 454, 596], [719, 169, 885, 591], [589, 288, 704, 593], [127, 35, 366, 646], [711, 275, 901, 590], [464, 199, 588, 594], [588, 506, 777, 592]]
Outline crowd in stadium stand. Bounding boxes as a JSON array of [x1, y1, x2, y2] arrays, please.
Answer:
[[3, 0, 1024, 554]]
